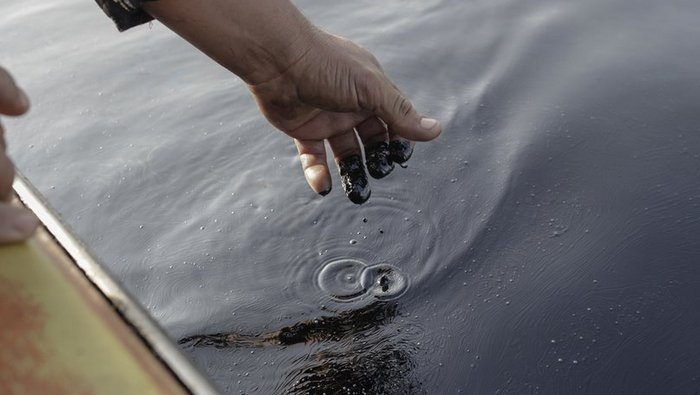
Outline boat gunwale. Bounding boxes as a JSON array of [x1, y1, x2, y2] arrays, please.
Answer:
[[12, 171, 220, 395]]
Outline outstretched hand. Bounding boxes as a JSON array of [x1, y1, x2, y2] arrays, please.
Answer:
[[143, 0, 441, 204], [0, 66, 38, 244], [249, 32, 441, 203]]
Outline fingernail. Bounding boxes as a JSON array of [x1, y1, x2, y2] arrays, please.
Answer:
[[338, 154, 371, 205], [18, 89, 30, 110], [12, 211, 39, 237], [319, 185, 332, 196], [304, 166, 331, 196], [388, 140, 414, 164], [365, 142, 394, 179], [420, 117, 439, 130]]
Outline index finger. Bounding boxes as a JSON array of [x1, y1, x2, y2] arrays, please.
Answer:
[[0, 66, 29, 116]]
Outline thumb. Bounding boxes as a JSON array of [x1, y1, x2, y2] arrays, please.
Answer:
[[0, 203, 38, 244], [373, 85, 441, 142], [0, 66, 30, 116]]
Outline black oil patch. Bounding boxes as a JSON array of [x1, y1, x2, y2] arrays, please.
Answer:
[[388, 140, 414, 164], [365, 141, 395, 179], [338, 154, 371, 204]]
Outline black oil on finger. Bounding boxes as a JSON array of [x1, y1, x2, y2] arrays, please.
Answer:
[[319, 185, 332, 196], [365, 142, 395, 179], [388, 140, 414, 164], [338, 154, 371, 204]]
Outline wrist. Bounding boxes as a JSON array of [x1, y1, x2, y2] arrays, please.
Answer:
[[143, 0, 320, 85], [242, 19, 319, 86]]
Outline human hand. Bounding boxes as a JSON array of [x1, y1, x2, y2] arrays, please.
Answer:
[[249, 31, 441, 203], [143, 0, 441, 203], [0, 66, 39, 244]]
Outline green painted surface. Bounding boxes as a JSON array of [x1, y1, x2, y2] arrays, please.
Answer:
[[0, 241, 180, 395]]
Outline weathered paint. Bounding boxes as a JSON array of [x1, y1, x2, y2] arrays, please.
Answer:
[[0, 233, 187, 395]]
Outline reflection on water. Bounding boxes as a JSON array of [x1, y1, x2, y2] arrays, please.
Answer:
[[2, 0, 700, 392], [283, 335, 419, 395], [181, 302, 421, 394], [180, 302, 399, 347]]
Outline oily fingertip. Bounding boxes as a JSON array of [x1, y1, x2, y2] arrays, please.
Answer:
[[365, 141, 394, 179], [388, 140, 414, 164], [338, 154, 371, 204]]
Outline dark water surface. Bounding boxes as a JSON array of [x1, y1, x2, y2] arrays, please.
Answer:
[[2, 0, 700, 393]]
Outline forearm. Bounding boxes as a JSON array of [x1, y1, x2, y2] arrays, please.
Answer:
[[142, 0, 318, 85]]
